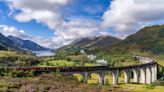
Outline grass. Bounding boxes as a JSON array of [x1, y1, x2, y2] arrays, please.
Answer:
[[38, 60, 76, 67], [0, 74, 131, 92], [119, 84, 164, 92], [0, 50, 34, 58], [73, 73, 164, 92], [0, 51, 17, 57], [0, 73, 163, 92], [68, 55, 85, 62], [38, 60, 97, 67], [157, 58, 164, 66]]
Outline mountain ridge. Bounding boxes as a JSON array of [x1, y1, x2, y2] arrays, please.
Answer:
[[107, 24, 164, 55], [0, 33, 51, 51], [8, 35, 51, 51], [58, 35, 122, 51]]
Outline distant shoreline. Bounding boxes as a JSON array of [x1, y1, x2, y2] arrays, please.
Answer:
[[32, 51, 55, 57]]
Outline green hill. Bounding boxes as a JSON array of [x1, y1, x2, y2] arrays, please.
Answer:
[[0, 33, 51, 51], [57, 24, 164, 56], [113, 25, 164, 55], [58, 35, 121, 51]]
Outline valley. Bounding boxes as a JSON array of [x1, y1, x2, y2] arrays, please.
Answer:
[[0, 13, 164, 92], [0, 0, 164, 91]]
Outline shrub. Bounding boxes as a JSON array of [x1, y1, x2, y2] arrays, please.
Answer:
[[144, 84, 156, 89]]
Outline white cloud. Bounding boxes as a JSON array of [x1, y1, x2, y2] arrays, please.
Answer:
[[101, 0, 164, 38], [7, 0, 69, 29], [5, 0, 164, 48], [0, 25, 28, 39], [52, 19, 102, 48], [30, 36, 55, 49], [6, 0, 105, 48]]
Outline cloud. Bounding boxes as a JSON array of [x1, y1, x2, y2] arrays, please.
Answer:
[[51, 19, 102, 47], [7, 0, 72, 29], [5, 0, 164, 48], [101, 0, 164, 38], [30, 36, 55, 49], [0, 25, 55, 48], [6, 0, 106, 48], [0, 25, 28, 39]]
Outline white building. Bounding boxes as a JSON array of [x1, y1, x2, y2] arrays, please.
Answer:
[[87, 54, 96, 60], [96, 59, 108, 65]]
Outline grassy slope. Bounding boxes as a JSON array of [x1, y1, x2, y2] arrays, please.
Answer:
[[37, 60, 97, 67], [1, 73, 163, 92], [0, 50, 34, 58], [105, 25, 163, 51], [0, 51, 17, 57], [0, 74, 130, 92], [73, 73, 164, 92], [57, 35, 121, 51], [121, 25, 164, 54]]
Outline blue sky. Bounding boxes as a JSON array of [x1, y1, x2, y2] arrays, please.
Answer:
[[0, 1, 54, 39], [0, 0, 164, 49], [0, 0, 110, 39]]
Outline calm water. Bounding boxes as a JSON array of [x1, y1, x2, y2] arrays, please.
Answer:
[[33, 51, 55, 57]]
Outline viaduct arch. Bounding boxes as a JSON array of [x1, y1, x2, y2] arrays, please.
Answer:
[[11, 56, 157, 85]]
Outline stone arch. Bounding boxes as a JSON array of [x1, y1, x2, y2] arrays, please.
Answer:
[[146, 67, 152, 84], [87, 72, 101, 84], [72, 73, 84, 82], [104, 71, 113, 85], [118, 70, 130, 84], [139, 68, 146, 84], [111, 70, 119, 85], [131, 69, 140, 83], [123, 69, 140, 83], [118, 71, 125, 84]]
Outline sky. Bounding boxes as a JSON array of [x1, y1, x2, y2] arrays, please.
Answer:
[[0, 0, 164, 49]]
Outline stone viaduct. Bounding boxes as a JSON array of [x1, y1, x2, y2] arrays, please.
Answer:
[[11, 56, 157, 85]]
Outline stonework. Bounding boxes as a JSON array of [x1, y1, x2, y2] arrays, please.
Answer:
[[11, 56, 157, 85]]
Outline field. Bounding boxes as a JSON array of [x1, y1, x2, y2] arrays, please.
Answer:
[[0, 51, 33, 57], [0, 51, 18, 57], [73, 73, 164, 92], [1, 73, 163, 92], [0, 74, 131, 92], [119, 84, 164, 92], [38, 60, 97, 67], [1, 50, 164, 91]]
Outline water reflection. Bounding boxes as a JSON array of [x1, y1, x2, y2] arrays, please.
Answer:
[[33, 51, 55, 57]]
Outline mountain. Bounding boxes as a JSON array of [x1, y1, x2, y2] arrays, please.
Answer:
[[109, 25, 164, 54], [0, 45, 7, 50], [58, 35, 121, 50], [7, 36, 50, 51], [0, 32, 51, 51], [0, 33, 16, 50]]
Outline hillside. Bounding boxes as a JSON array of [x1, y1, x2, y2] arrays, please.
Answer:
[[0, 33, 50, 51], [0, 45, 7, 50], [57, 24, 164, 56], [8, 36, 49, 51], [0, 33, 16, 50], [58, 35, 121, 51], [0, 74, 131, 92], [109, 25, 164, 55]]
